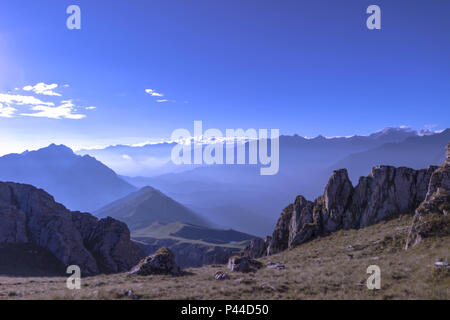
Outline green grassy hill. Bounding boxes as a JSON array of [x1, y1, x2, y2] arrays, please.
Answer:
[[132, 221, 253, 248]]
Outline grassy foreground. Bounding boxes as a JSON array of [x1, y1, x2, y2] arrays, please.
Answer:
[[0, 215, 448, 300]]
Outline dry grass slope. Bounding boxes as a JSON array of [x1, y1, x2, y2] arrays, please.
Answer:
[[0, 215, 448, 300]]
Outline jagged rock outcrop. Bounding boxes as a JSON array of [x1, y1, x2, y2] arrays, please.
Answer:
[[322, 169, 354, 232], [129, 247, 180, 275], [242, 236, 272, 258], [406, 143, 450, 249], [0, 182, 145, 275], [85, 217, 145, 274], [267, 196, 319, 255], [356, 166, 436, 226], [424, 144, 450, 201], [245, 144, 449, 258]]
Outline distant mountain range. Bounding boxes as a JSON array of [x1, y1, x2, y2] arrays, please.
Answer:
[[332, 129, 450, 183], [0, 127, 447, 236], [78, 142, 192, 177], [77, 126, 431, 177], [0, 144, 136, 212], [120, 127, 449, 235]]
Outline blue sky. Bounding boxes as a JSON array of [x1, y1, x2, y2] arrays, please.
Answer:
[[0, 0, 449, 154]]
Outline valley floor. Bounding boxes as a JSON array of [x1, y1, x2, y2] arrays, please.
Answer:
[[0, 215, 448, 300]]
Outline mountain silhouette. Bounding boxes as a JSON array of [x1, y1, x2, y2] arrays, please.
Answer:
[[95, 186, 210, 230], [0, 144, 136, 212]]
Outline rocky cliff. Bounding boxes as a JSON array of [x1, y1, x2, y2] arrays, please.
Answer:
[[245, 143, 449, 258], [405, 143, 450, 248], [0, 182, 144, 276]]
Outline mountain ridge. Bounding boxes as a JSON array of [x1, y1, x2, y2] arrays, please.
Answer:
[[95, 186, 210, 230], [0, 144, 136, 212], [77, 126, 429, 177]]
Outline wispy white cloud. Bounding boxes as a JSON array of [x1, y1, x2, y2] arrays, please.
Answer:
[[122, 154, 132, 160], [145, 89, 164, 97], [0, 103, 17, 118], [23, 82, 62, 96], [0, 82, 90, 120], [0, 93, 55, 106], [21, 100, 86, 120], [145, 88, 178, 103]]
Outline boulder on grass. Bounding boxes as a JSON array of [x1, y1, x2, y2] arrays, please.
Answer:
[[227, 256, 263, 273], [214, 270, 230, 280], [129, 247, 180, 276]]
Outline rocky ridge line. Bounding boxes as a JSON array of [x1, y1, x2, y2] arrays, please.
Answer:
[[245, 143, 450, 258]]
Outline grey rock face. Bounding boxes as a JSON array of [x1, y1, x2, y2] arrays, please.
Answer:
[[267, 204, 294, 255], [0, 183, 99, 275], [266, 196, 319, 256], [351, 165, 437, 228], [86, 217, 145, 274], [406, 143, 450, 249], [322, 169, 354, 232], [0, 187, 28, 244], [0, 181, 144, 276], [288, 196, 319, 248], [243, 236, 271, 259], [251, 160, 443, 258], [425, 143, 450, 201], [72, 212, 99, 241]]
